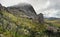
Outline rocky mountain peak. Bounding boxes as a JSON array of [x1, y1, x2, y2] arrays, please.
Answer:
[[7, 3, 37, 19], [0, 3, 44, 23]]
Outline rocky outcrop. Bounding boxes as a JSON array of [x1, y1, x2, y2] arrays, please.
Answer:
[[7, 3, 37, 19], [38, 13, 44, 24], [0, 4, 6, 11], [0, 3, 44, 23], [0, 4, 2, 10]]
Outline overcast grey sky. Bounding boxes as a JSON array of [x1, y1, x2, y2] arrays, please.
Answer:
[[0, 0, 60, 18]]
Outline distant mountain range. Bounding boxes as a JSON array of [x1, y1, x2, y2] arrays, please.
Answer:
[[45, 17, 60, 20]]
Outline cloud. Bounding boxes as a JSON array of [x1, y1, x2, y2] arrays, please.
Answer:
[[0, 0, 49, 13], [48, 0, 60, 10], [28, 0, 49, 11], [55, 10, 60, 18], [0, 0, 49, 10], [37, 0, 60, 18], [0, 0, 29, 7]]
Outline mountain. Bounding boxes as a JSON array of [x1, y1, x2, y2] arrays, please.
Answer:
[[7, 3, 37, 19], [6, 3, 44, 23], [0, 3, 46, 37]]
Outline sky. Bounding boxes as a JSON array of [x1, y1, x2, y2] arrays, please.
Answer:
[[0, 0, 60, 18]]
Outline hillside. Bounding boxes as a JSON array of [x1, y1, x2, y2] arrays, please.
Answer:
[[0, 4, 46, 37], [0, 3, 60, 37]]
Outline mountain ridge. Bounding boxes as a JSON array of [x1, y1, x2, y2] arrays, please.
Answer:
[[7, 3, 37, 19], [0, 3, 44, 23]]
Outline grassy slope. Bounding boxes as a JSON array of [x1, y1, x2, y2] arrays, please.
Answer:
[[0, 10, 46, 37]]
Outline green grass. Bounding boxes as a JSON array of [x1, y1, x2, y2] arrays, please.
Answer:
[[0, 10, 60, 37], [45, 19, 60, 27], [0, 10, 46, 37]]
